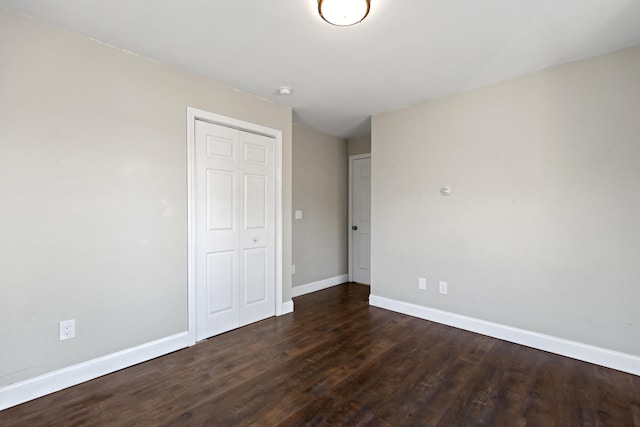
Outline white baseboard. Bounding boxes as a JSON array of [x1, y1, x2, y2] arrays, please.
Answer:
[[291, 274, 348, 298], [0, 332, 189, 411], [280, 300, 294, 315], [369, 295, 640, 376]]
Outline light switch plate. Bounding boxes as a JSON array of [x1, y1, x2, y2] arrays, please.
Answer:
[[295, 210, 303, 220]]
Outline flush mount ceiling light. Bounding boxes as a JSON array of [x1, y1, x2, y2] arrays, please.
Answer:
[[318, 0, 371, 26]]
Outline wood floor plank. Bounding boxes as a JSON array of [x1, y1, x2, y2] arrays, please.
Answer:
[[473, 344, 546, 426], [558, 358, 598, 427], [1, 283, 638, 427], [631, 374, 640, 427], [516, 350, 566, 427], [592, 364, 638, 427]]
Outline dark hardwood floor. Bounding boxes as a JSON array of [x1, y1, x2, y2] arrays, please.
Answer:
[[2, 283, 639, 426]]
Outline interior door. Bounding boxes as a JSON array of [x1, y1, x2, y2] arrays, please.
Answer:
[[351, 156, 371, 284], [195, 120, 275, 341]]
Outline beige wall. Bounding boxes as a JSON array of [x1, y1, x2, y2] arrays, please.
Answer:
[[292, 125, 348, 287], [348, 135, 371, 156], [372, 45, 640, 357], [0, 9, 292, 387]]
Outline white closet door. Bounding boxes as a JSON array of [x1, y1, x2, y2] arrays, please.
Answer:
[[238, 130, 275, 326], [195, 120, 275, 341]]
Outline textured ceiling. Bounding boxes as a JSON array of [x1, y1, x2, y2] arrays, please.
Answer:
[[2, 0, 640, 137]]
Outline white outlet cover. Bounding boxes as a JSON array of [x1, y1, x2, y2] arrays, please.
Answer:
[[439, 281, 448, 294], [59, 319, 76, 341], [418, 277, 427, 290]]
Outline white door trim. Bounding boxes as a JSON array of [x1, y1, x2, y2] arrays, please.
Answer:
[[187, 107, 283, 346], [348, 153, 371, 282]]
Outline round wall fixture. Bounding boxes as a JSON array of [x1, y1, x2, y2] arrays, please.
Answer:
[[318, 0, 370, 26], [440, 186, 452, 196], [278, 86, 293, 96]]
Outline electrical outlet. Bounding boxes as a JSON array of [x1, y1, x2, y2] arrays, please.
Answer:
[[439, 281, 448, 295], [292, 264, 296, 274], [59, 319, 75, 341], [418, 277, 427, 290]]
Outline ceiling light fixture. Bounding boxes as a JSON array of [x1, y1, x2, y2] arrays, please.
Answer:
[[278, 86, 293, 96], [318, 0, 370, 26]]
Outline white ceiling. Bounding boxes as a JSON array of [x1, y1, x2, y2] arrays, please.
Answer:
[[3, 0, 640, 138]]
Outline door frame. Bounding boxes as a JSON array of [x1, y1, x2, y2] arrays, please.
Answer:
[[186, 107, 284, 346], [348, 153, 371, 282]]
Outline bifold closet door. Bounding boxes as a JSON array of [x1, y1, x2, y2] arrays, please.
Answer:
[[195, 120, 275, 341]]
